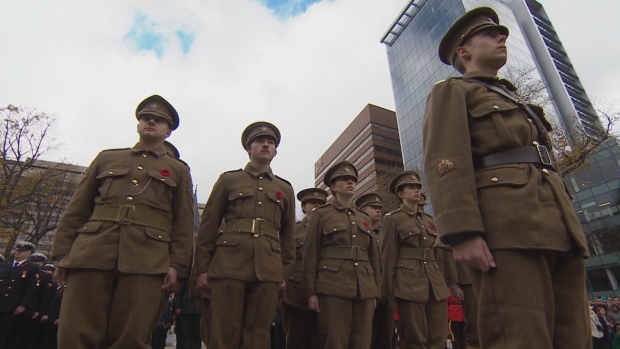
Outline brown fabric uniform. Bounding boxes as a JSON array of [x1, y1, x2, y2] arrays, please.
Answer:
[[302, 162, 380, 349], [356, 193, 394, 349], [194, 122, 295, 349], [282, 217, 320, 349], [382, 195, 449, 349], [423, 7, 590, 349], [51, 96, 194, 349]]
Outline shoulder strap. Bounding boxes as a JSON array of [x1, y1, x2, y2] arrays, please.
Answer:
[[462, 78, 551, 148]]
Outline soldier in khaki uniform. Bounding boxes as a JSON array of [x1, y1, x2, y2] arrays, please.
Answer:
[[355, 193, 394, 349], [382, 171, 449, 349], [51, 95, 195, 349], [282, 188, 327, 349], [301, 161, 380, 349], [194, 121, 295, 349], [423, 7, 590, 348]]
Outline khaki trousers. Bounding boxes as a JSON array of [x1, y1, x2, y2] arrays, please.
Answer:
[[370, 302, 394, 349], [283, 304, 320, 349], [317, 295, 374, 349], [460, 284, 479, 348], [468, 249, 591, 349], [397, 295, 448, 349], [208, 278, 279, 349], [58, 269, 165, 349]]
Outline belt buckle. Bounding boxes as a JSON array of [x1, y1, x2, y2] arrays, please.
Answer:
[[252, 218, 265, 237], [117, 205, 135, 225], [536, 144, 553, 166], [351, 245, 361, 261]]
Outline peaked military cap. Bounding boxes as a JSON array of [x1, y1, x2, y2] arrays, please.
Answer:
[[297, 188, 328, 204], [323, 161, 358, 186], [241, 121, 281, 148], [29, 253, 47, 263], [389, 170, 422, 194], [135, 95, 180, 131], [418, 192, 429, 206], [41, 264, 55, 272], [163, 141, 180, 158], [15, 241, 36, 252], [355, 193, 383, 210], [438, 7, 509, 67]]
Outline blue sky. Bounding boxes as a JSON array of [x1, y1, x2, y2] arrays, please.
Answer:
[[261, 0, 323, 18]]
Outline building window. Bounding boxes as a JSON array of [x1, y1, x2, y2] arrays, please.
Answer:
[[587, 268, 613, 292]]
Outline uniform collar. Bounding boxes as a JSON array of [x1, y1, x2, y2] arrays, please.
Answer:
[[243, 163, 274, 179], [131, 143, 167, 157], [399, 203, 421, 216], [463, 71, 517, 91], [329, 197, 356, 212], [13, 259, 26, 267], [301, 216, 309, 226]]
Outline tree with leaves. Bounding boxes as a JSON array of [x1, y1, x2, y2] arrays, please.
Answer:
[[0, 104, 79, 256]]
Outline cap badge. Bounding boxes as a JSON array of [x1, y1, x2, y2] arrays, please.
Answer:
[[313, 192, 319, 197], [261, 126, 268, 131], [148, 103, 159, 109], [344, 167, 350, 172]]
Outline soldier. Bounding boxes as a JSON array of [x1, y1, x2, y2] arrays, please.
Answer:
[[282, 187, 327, 349], [51, 95, 195, 349], [301, 161, 380, 349], [194, 121, 296, 349], [355, 193, 393, 349], [423, 7, 590, 348], [381, 171, 449, 349], [0, 241, 40, 348], [21, 252, 52, 349], [36, 264, 59, 349]]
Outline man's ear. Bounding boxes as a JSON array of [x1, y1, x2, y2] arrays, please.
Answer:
[[456, 45, 469, 60]]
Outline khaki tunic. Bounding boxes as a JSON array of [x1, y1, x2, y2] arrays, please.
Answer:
[[194, 163, 295, 282], [422, 72, 587, 255], [382, 204, 449, 303], [51, 144, 195, 275], [282, 218, 309, 309], [301, 199, 380, 300]]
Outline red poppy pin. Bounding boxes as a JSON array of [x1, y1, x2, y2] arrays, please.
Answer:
[[160, 168, 170, 177], [364, 221, 370, 228], [429, 224, 436, 231], [276, 190, 283, 199]]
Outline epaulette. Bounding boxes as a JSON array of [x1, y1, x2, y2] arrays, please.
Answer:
[[101, 148, 130, 152], [275, 175, 292, 187], [314, 202, 331, 210], [169, 156, 190, 169], [223, 169, 242, 175], [384, 208, 401, 217], [434, 79, 446, 85], [445, 76, 463, 83]]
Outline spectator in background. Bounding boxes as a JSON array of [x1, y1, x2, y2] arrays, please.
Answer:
[[152, 295, 175, 349], [447, 291, 466, 349], [599, 307, 615, 348], [611, 304, 620, 332], [592, 306, 606, 349], [174, 281, 202, 349]]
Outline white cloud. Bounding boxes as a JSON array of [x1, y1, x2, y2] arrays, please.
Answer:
[[0, 0, 618, 205]]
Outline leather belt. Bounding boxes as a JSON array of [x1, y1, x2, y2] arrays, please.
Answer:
[[475, 145, 555, 171], [321, 245, 369, 261], [224, 218, 279, 239], [398, 247, 436, 262], [91, 204, 171, 230]]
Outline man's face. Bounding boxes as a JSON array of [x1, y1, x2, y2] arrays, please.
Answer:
[[362, 205, 382, 223], [13, 249, 31, 262], [459, 28, 507, 71], [398, 184, 421, 203], [137, 115, 171, 141], [247, 136, 277, 163], [302, 199, 324, 216], [330, 176, 356, 197]]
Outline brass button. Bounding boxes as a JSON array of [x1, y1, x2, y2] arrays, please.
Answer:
[[223, 240, 227, 244], [126, 196, 133, 202], [354, 262, 359, 266], [423, 236, 427, 240], [8, 287, 11, 289], [158, 235, 162, 239], [258, 201, 263, 206], [542, 169, 550, 175], [259, 176, 263, 180], [409, 232, 412, 235], [491, 177, 499, 183], [254, 234, 259, 238], [351, 222, 356, 225], [137, 166, 143, 170], [376, 239, 380, 243], [533, 141, 539, 146], [160, 178, 165, 181], [492, 105, 499, 110], [323, 265, 327, 269], [238, 192, 243, 196], [132, 179, 138, 186], [84, 227, 88, 231], [276, 200, 280, 203], [421, 226, 424, 229], [348, 212, 352, 215], [528, 118, 534, 124], [219, 229, 224, 233], [258, 187, 264, 191], [300, 241, 304, 245], [423, 261, 427, 265], [142, 154, 147, 158], [352, 235, 356, 238], [333, 228, 337, 231], [400, 264, 404, 267], [108, 171, 114, 175]]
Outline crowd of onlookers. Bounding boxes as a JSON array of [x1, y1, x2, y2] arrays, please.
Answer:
[[590, 294, 620, 349]]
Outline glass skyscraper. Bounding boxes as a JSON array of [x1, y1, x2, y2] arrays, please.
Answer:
[[382, 0, 620, 297]]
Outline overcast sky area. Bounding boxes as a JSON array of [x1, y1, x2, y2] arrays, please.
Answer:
[[1, 0, 619, 205]]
